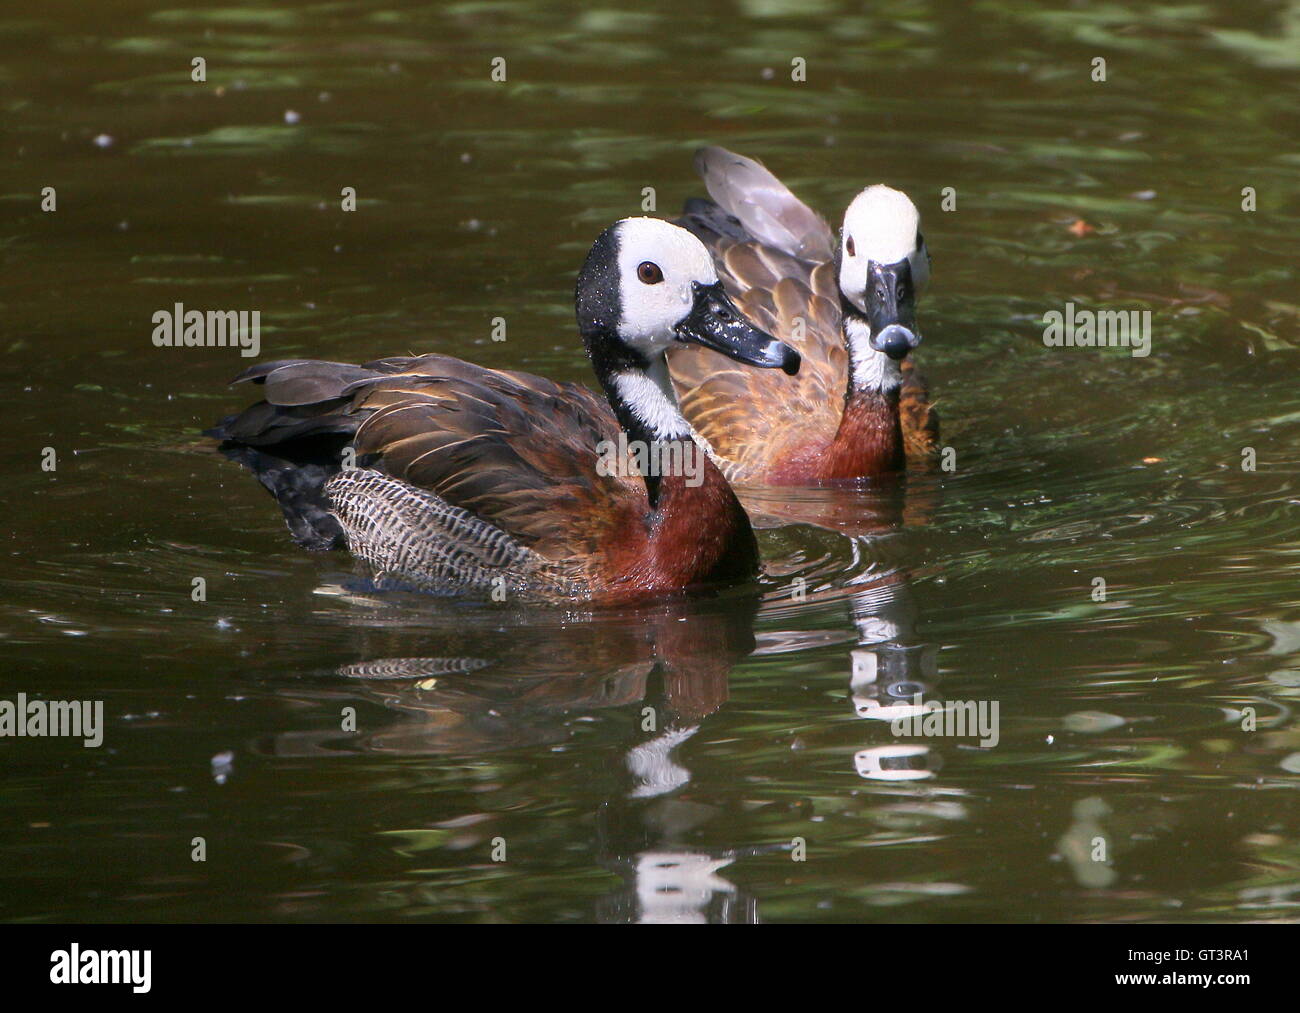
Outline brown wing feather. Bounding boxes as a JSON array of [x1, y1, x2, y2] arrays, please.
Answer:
[[346, 358, 645, 562], [694, 146, 836, 261], [669, 238, 847, 483]]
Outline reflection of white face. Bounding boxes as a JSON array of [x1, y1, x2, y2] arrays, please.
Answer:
[[837, 185, 924, 313], [614, 217, 719, 354]]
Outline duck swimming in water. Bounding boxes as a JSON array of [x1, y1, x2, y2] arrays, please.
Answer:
[[207, 217, 799, 604], [669, 146, 939, 484]]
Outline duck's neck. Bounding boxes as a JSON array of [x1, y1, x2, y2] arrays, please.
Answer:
[[607, 355, 695, 507], [593, 346, 759, 585], [825, 311, 905, 477], [843, 314, 900, 395]]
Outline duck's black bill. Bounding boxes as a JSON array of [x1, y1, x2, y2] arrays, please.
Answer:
[[676, 282, 801, 376], [867, 260, 922, 361], [871, 323, 921, 361]]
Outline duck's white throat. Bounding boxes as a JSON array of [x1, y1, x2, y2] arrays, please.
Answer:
[[613, 356, 693, 440], [845, 315, 903, 394]]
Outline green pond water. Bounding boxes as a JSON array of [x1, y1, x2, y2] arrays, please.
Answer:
[[1, 0, 1298, 922]]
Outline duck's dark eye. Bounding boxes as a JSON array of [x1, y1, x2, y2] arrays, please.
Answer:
[[897, 281, 906, 300], [846, 236, 856, 257], [637, 261, 664, 285]]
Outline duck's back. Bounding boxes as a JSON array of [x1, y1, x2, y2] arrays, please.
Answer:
[[209, 354, 647, 599]]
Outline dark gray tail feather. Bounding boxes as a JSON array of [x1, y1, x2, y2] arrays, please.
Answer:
[[677, 197, 754, 245], [206, 358, 405, 550], [207, 423, 351, 550]]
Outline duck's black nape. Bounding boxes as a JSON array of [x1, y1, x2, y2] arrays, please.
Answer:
[[571, 223, 657, 414], [574, 224, 622, 340]]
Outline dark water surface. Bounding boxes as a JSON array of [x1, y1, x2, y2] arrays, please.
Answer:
[[2, 0, 1298, 922]]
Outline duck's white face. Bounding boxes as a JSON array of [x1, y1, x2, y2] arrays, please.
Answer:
[[587, 217, 798, 441], [613, 217, 720, 354], [837, 185, 926, 313], [836, 186, 928, 391]]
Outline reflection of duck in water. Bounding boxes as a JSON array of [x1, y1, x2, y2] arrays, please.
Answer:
[[755, 537, 945, 781], [844, 568, 946, 782], [845, 570, 939, 723], [595, 798, 765, 924], [738, 475, 941, 539], [254, 592, 771, 922], [255, 594, 759, 758]]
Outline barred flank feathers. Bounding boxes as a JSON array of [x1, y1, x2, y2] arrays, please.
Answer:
[[326, 469, 586, 600]]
